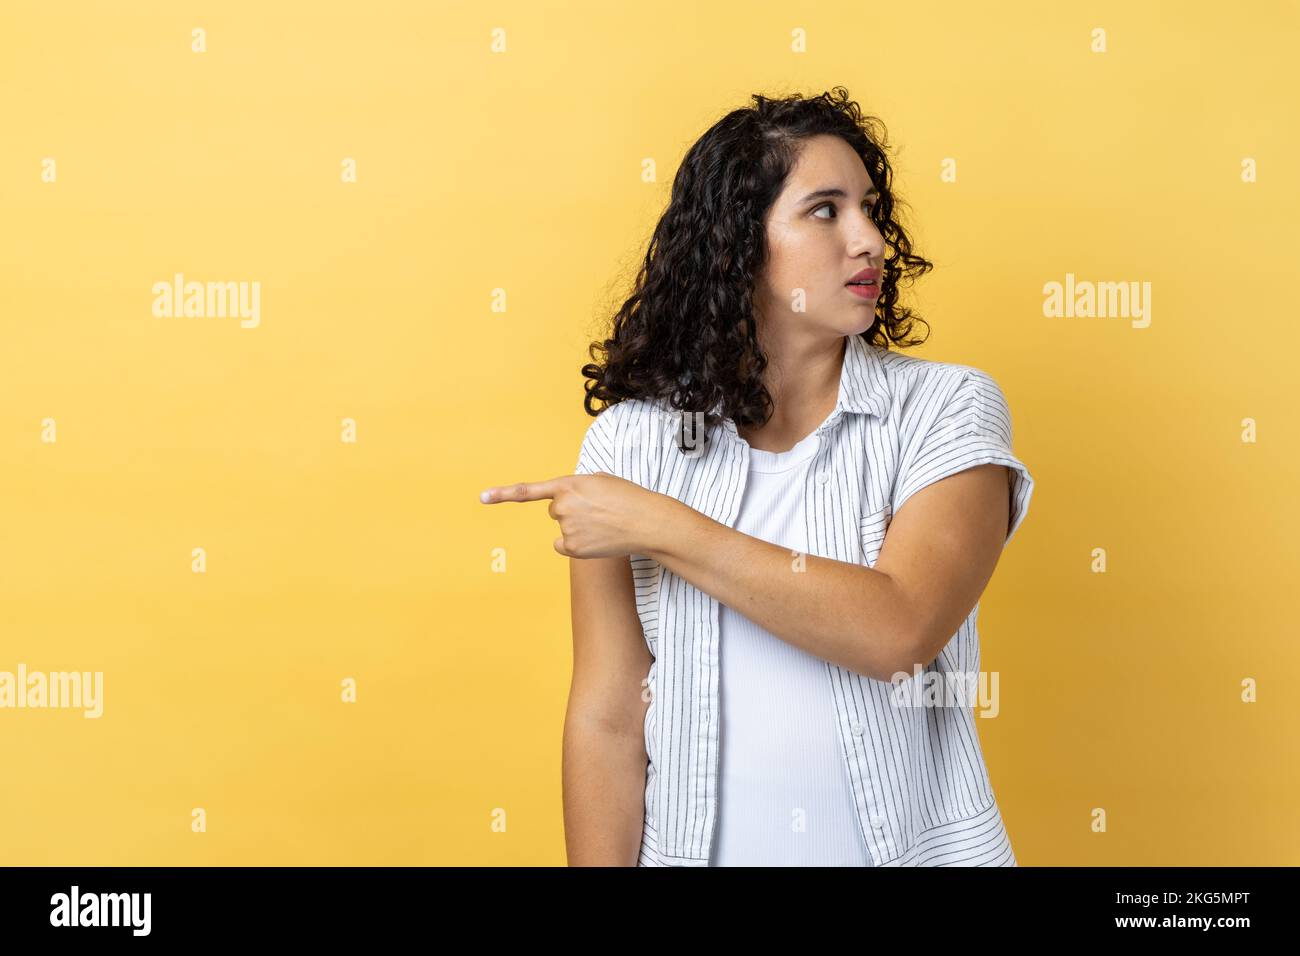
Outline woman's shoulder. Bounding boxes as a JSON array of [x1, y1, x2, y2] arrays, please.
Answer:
[[876, 348, 1011, 420], [574, 397, 674, 481], [583, 397, 672, 438]]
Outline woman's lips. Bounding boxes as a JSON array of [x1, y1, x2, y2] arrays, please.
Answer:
[[846, 282, 879, 299]]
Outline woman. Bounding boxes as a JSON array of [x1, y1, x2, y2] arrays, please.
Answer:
[[481, 87, 1034, 866]]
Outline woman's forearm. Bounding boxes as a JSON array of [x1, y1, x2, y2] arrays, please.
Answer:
[[639, 494, 915, 682], [561, 714, 648, 866]]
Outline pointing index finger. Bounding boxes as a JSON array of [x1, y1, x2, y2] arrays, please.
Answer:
[[479, 477, 566, 503]]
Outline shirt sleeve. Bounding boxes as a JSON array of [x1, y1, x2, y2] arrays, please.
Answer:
[[574, 404, 619, 476], [891, 368, 1035, 547]]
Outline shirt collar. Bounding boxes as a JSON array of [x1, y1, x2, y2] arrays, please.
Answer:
[[715, 333, 892, 435]]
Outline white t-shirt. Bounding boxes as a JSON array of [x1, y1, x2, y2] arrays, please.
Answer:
[[709, 424, 874, 867]]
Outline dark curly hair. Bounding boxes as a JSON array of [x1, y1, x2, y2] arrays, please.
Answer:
[[580, 86, 933, 440]]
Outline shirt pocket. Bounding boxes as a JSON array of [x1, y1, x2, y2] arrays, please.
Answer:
[[858, 502, 892, 567]]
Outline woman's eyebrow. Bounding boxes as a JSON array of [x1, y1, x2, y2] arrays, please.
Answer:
[[798, 185, 880, 203]]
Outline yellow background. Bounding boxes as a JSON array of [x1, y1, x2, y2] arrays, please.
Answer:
[[2, 0, 1296, 865]]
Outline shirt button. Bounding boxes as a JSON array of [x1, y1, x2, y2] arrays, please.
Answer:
[[817, 471, 830, 484], [869, 814, 886, 829], [850, 722, 864, 736]]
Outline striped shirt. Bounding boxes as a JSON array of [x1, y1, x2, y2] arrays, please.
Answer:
[[573, 332, 1034, 866]]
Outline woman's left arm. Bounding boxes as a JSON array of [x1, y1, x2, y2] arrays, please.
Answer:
[[638, 463, 1013, 682]]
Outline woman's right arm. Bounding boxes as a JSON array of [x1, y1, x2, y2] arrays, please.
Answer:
[[562, 552, 653, 866]]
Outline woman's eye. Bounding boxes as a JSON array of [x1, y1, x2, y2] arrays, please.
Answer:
[[813, 200, 876, 219]]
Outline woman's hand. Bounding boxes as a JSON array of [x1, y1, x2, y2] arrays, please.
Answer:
[[479, 472, 671, 559]]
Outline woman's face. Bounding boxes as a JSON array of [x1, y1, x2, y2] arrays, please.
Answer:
[[753, 134, 886, 337]]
